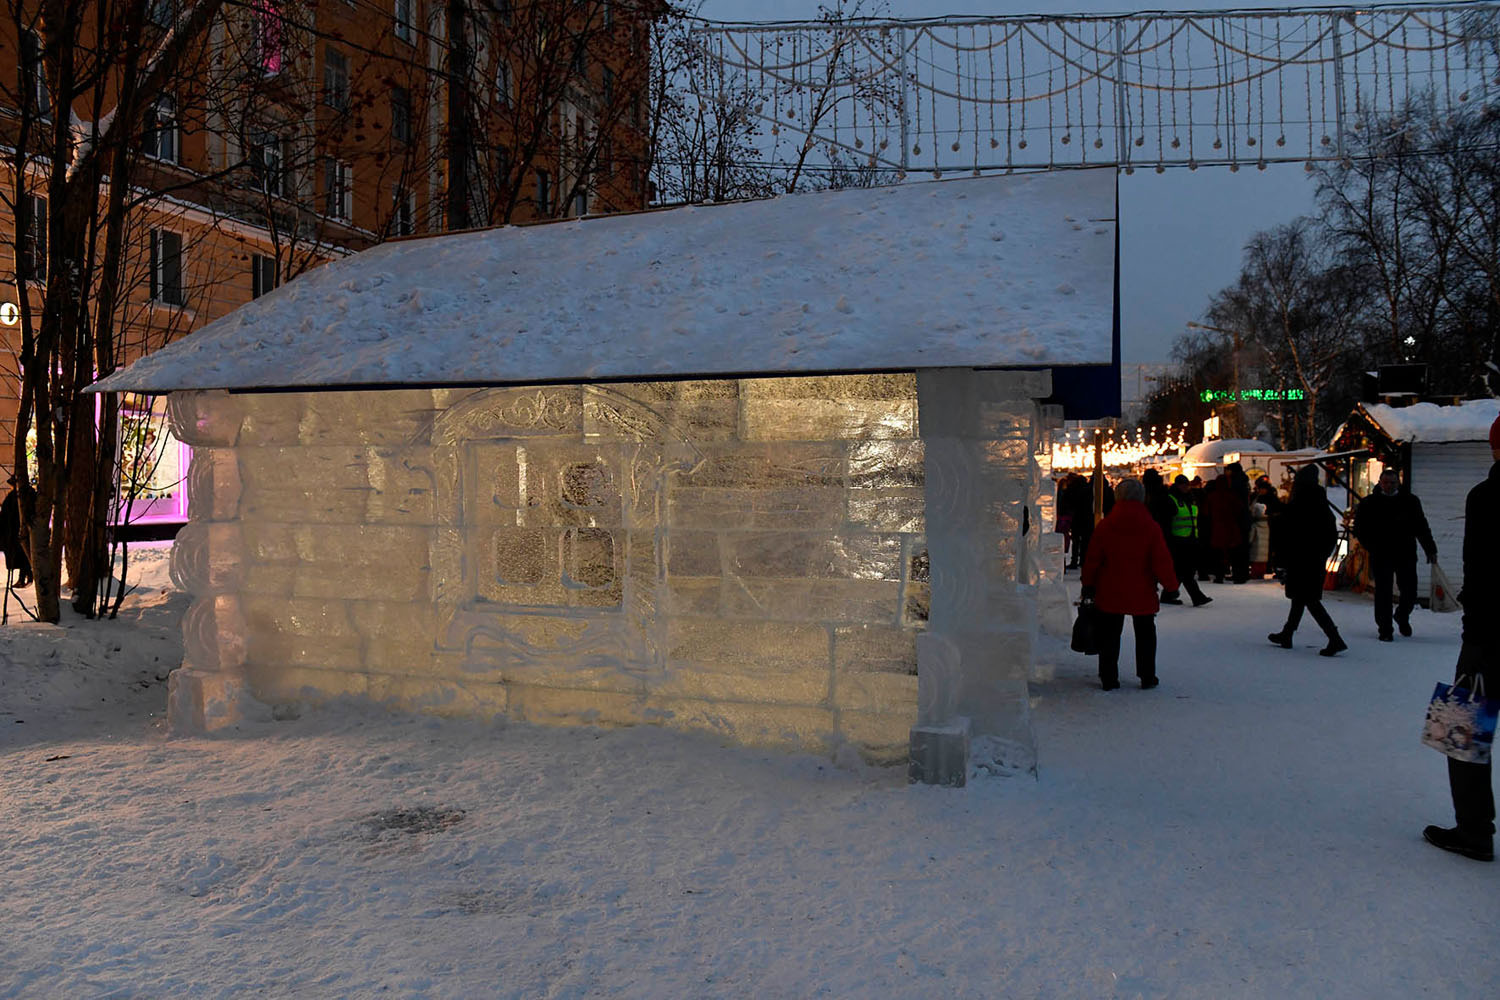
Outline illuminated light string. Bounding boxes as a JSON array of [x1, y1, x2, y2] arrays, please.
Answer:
[[1049, 422, 1193, 472]]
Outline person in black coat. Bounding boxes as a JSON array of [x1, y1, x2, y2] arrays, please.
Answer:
[[1062, 474, 1092, 569], [1424, 417, 1500, 863], [1254, 477, 1285, 578], [1225, 462, 1253, 583], [1065, 472, 1114, 570], [1353, 468, 1437, 641], [1, 474, 34, 588], [1267, 464, 1347, 656], [1141, 469, 1179, 602]]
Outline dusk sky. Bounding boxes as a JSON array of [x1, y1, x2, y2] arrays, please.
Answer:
[[693, 0, 1373, 365]]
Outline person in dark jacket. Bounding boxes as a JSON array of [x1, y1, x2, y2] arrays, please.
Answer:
[[1424, 416, 1500, 862], [1189, 477, 1214, 581], [1267, 464, 1347, 656], [1, 473, 34, 588], [1224, 462, 1253, 583], [1254, 476, 1285, 578], [1142, 469, 1174, 535], [1205, 476, 1242, 583], [1142, 469, 1181, 603], [1065, 471, 1115, 571], [1353, 468, 1437, 641], [1062, 474, 1093, 570], [1080, 478, 1179, 690]]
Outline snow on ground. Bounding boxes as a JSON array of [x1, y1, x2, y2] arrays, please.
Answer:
[[1, 554, 1493, 999]]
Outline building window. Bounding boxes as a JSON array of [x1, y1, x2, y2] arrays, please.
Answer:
[[248, 129, 286, 195], [391, 87, 412, 144], [323, 48, 349, 110], [393, 188, 415, 236], [21, 195, 46, 281], [573, 184, 587, 218], [602, 66, 614, 109], [253, 0, 284, 76], [150, 230, 184, 307], [535, 170, 550, 214], [22, 32, 50, 120], [571, 38, 586, 78], [603, 0, 613, 29], [323, 157, 352, 220], [251, 254, 278, 298], [496, 60, 513, 108], [143, 97, 178, 162], [394, 0, 415, 43], [147, 0, 175, 28], [496, 0, 511, 26]]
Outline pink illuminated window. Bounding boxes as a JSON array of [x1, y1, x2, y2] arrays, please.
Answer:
[[114, 394, 190, 526], [254, 0, 283, 76]]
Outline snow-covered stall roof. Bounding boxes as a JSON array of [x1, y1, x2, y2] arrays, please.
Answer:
[[1363, 399, 1500, 444], [92, 170, 1116, 393], [1181, 438, 1276, 473]]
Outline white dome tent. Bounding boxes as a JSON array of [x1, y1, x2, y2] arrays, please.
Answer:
[[1180, 438, 1276, 480]]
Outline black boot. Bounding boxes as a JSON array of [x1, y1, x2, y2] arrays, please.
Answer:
[[1423, 825, 1494, 862], [1395, 612, 1413, 637], [1268, 631, 1293, 649], [1318, 633, 1348, 657]]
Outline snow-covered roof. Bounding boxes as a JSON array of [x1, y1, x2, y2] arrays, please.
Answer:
[[1181, 438, 1276, 468], [92, 170, 1117, 393], [1363, 399, 1500, 443]]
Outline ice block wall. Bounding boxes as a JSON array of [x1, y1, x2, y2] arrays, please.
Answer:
[[166, 372, 1049, 761]]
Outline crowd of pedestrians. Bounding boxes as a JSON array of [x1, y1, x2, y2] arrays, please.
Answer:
[[1059, 452, 1446, 679], [1061, 434, 1495, 862]]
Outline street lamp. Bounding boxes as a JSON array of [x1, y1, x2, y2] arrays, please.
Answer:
[[1186, 320, 1242, 437]]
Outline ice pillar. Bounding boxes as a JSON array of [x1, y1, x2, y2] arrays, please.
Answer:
[[909, 368, 1050, 784], [164, 390, 255, 732]]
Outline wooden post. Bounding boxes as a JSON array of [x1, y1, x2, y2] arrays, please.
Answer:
[[1093, 430, 1105, 524]]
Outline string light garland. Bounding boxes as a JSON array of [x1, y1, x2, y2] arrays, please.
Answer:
[[1049, 424, 1193, 472]]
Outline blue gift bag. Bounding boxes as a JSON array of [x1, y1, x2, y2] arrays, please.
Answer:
[[1422, 677, 1500, 765]]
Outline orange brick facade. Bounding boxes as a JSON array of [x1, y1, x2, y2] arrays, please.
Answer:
[[0, 0, 653, 481]]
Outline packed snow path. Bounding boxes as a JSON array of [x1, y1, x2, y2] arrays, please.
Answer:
[[0, 557, 1490, 998]]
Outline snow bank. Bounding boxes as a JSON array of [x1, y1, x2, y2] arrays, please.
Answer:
[[1366, 398, 1500, 443], [0, 569, 1491, 997], [92, 171, 1117, 394]]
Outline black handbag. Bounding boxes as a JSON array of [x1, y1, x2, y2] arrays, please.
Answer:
[[1071, 599, 1100, 655]]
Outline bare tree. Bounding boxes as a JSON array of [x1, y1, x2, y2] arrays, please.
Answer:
[[1, 0, 232, 621], [1316, 95, 1500, 397], [1205, 221, 1364, 448]]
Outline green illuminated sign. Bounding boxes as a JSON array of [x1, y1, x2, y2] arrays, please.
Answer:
[[1199, 388, 1306, 403]]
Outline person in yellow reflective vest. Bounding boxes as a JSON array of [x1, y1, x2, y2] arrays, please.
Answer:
[[1166, 476, 1212, 608]]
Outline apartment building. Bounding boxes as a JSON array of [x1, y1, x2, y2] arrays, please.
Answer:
[[0, 0, 654, 528]]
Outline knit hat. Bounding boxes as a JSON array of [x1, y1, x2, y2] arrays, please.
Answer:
[[1490, 413, 1500, 451]]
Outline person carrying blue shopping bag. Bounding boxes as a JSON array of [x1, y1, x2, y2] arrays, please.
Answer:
[[1423, 413, 1500, 862]]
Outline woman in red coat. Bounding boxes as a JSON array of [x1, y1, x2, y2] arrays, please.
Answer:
[[1081, 478, 1180, 690]]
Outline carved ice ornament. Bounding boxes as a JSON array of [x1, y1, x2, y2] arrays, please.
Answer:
[[424, 385, 700, 679]]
